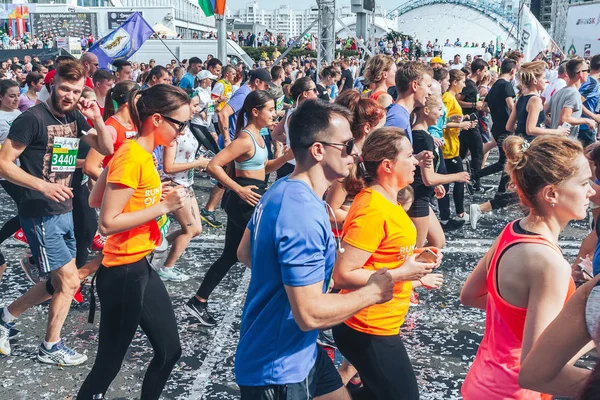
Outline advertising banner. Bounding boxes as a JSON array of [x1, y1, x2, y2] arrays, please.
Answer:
[[565, 3, 600, 57], [107, 11, 137, 30], [31, 12, 98, 38]]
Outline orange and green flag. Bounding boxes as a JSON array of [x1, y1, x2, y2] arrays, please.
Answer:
[[199, 0, 226, 16]]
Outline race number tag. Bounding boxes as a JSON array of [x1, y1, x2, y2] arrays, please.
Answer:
[[207, 100, 215, 117], [156, 214, 170, 239], [276, 95, 284, 111], [51, 137, 80, 172]]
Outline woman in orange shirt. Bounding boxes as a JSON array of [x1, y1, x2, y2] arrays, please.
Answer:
[[77, 84, 189, 400], [332, 127, 439, 400], [362, 54, 396, 108], [460, 135, 594, 399]]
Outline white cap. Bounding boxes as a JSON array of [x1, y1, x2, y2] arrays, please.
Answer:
[[197, 70, 218, 80]]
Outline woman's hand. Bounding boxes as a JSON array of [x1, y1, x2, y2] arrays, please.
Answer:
[[434, 185, 446, 199], [236, 185, 262, 206], [419, 273, 444, 289], [163, 186, 187, 212], [391, 255, 435, 281]]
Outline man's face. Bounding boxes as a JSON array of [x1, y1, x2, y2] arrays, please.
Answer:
[[414, 73, 432, 107], [284, 65, 292, 75], [115, 66, 133, 82], [255, 79, 269, 91], [149, 60, 156, 68], [52, 77, 85, 114], [153, 71, 172, 86], [95, 78, 114, 97], [454, 56, 461, 64], [226, 69, 236, 82], [210, 63, 222, 78], [321, 114, 355, 181], [191, 63, 202, 74], [32, 79, 45, 92], [24, 56, 31, 64], [85, 54, 99, 76], [13, 68, 24, 83], [12, 57, 18, 64]]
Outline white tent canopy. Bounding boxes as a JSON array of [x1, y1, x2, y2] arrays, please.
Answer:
[[153, 23, 177, 37]]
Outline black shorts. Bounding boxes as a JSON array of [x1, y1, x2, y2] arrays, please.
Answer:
[[407, 197, 431, 218], [239, 346, 343, 400]]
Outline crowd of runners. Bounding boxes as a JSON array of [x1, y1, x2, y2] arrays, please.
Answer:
[[0, 43, 598, 400]]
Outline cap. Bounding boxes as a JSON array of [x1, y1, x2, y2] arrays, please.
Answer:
[[249, 68, 273, 83], [189, 56, 202, 65], [430, 56, 446, 65], [197, 70, 218, 80]]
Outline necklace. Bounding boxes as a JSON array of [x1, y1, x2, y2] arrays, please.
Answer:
[[43, 101, 67, 126]]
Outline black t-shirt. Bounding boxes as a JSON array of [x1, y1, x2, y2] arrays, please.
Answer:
[[410, 129, 438, 201], [8, 102, 91, 218], [460, 79, 478, 115], [283, 76, 292, 86], [339, 67, 354, 91], [72, 139, 91, 189], [316, 84, 330, 102], [486, 78, 515, 135]]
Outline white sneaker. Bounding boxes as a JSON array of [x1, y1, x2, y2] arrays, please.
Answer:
[[148, 240, 169, 271], [157, 267, 190, 282], [456, 212, 470, 223], [470, 204, 482, 229], [0, 319, 12, 356], [37, 339, 87, 366]]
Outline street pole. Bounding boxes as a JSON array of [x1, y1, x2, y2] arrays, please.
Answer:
[[216, 14, 227, 63]]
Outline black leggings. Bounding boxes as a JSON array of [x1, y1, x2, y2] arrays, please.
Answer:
[[77, 258, 181, 400], [459, 126, 484, 187], [196, 177, 267, 300], [0, 180, 21, 245], [332, 323, 419, 400], [72, 183, 98, 268], [478, 131, 507, 179], [438, 156, 465, 220]]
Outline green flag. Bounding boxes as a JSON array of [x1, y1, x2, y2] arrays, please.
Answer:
[[199, 0, 214, 17]]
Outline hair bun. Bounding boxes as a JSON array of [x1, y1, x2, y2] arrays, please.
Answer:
[[503, 135, 528, 169]]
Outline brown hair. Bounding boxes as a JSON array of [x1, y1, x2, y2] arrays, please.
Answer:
[[335, 90, 385, 140], [128, 84, 190, 133], [566, 57, 585, 80], [345, 127, 409, 195], [504, 135, 583, 211], [55, 59, 86, 83], [449, 69, 465, 86], [395, 61, 433, 93], [518, 61, 546, 89], [364, 55, 395, 85]]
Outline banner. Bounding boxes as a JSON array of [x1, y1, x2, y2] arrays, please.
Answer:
[[517, 4, 554, 61], [107, 11, 137, 30], [31, 12, 97, 38], [87, 12, 154, 70], [564, 2, 600, 57]]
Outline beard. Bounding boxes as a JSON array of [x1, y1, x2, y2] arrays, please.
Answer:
[[50, 89, 78, 114]]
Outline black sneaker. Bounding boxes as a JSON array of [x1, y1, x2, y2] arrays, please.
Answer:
[[441, 218, 465, 232], [185, 297, 217, 327], [200, 208, 223, 228]]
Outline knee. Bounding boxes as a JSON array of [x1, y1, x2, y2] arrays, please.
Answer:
[[53, 271, 80, 295], [156, 342, 182, 368]]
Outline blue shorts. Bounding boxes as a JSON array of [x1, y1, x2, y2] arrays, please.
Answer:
[[20, 212, 76, 274]]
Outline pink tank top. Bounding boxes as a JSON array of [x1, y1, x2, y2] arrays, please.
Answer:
[[461, 220, 575, 400]]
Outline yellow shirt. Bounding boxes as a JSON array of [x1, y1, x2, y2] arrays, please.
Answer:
[[442, 91, 463, 159], [216, 79, 233, 112], [341, 188, 417, 336]]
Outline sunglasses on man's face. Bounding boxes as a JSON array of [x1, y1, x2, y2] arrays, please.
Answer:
[[161, 114, 189, 133], [316, 137, 355, 156]]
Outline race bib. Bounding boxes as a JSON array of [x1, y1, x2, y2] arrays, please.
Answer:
[[51, 137, 80, 172], [207, 100, 215, 116], [156, 214, 170, 239], [276, 95, 284, 111]]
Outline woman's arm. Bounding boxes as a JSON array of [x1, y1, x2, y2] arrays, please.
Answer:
[[270, 114, 287, 143], [162, 143, 209, 174], [325, 180, 349, 226], [505, 103, 518, 133], [525, 96, 568, 136], [265, 146, 294, 174], [460, 239, 498, 309], [83, 148, 105, 181], [421, 160, 470, 186], [519, 276, 598, 396], [89, 167, 108, 208]]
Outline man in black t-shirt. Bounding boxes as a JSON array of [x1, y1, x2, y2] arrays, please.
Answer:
[[0, 60, 113, 365], [456, 58, 488, 193], [338, 58, 354, 92]]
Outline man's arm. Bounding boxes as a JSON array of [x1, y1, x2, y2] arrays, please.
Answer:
[[218, 104, 234, 147], [237, 228, 252, 268], [77, 99, 114, 156]]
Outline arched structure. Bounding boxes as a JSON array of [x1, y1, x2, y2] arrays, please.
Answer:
[[335, 15, 396, 38]]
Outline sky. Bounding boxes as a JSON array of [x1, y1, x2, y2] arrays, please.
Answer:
[[225, 0, 401, 13]]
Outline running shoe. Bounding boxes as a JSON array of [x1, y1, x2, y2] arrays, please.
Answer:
[[91, 234, 106, 252], [20, 255, 42, 285], [13, 229, 27, 244], [456, 212, 470, 223], [0, 319, 13, 355], [73, 283, 84, 304], [37, 339, 88, 366], [317, 329, 337, 350], [8, 327, 19, 339], [470, 204, 482, 230], [409, 290, 419, 306], [200, 208, 223, 228], [157, 267, 190, 282], [441, 218, 465, 232], [185, 297, 217, 327]]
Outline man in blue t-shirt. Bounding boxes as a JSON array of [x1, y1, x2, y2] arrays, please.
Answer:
[[235, 99, 394, 399], [178, 56, 202, 94], [579, 54, 600, 148]]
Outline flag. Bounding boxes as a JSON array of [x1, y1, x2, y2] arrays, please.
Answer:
[[517, 5, 553, 61], [87, 12, 154, 70], [199, 0, 216, 17], [214, 0, 226, 15]]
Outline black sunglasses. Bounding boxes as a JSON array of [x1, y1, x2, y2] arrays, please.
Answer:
[[161, 114, 189, 133], [580, 68, 590, 73], [316, 138, 355, 156], [306, 87, 318, 94]]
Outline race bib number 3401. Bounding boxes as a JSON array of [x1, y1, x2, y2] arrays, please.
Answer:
[[51, 137, 80, 172]]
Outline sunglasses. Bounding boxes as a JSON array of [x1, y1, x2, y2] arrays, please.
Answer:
[[306, 87, 318, 94], [580, 68, 590, 73], [317, 138, 355, 156], [161, 114, 189, 133], [93, 63, 99, 66]]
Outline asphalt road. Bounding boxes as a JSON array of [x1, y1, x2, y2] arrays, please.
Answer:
[[0, 155, 596, 400]]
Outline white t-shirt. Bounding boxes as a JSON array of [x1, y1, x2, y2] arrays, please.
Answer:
[[211, 81, 225, 123], [163, 127, 199, 187], [194, 87, 214, 128], [0, 109, 21, 144], [541, 77, 567, 102]]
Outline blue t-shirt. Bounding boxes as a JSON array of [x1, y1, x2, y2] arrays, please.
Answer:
[[428, 103, 447, 140], [179, 72, 195, 91], [218, 84, 252, 148], [235, 177, 336, 386], [385, 103, 413, 143], [580, 75, 599, 140]]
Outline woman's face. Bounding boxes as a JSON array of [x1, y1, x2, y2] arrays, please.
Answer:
[[551, 154, 595, 221], [385, 62, 397, 87], [534, 73, 546, 91], [426, 102, 443, 124], [190, 96, 200, 116], [253, 99, 276, 128], [391, 136, 418, 188], [1, 86, 20, 110], [440, 76, 450, 93], [156, 104, 190, 147], [363, 114, 386, 138], [303, 82, 318, 101]]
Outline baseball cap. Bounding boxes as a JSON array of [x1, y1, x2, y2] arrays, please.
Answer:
[[249, 68, 273, 85], [197, 70, 218, 80], [430, 56, 446, 65]]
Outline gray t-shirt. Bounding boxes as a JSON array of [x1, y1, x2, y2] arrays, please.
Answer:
[[549, 86, 582, 138]]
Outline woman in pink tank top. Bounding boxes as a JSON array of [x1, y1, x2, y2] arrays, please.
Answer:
[[460, 134, 595, 399]]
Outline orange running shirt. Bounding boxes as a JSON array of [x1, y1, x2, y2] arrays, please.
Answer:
[[102, 116, 137, 168], [102, 140, 166, 267], [340, 188, 417, 336], [462, 220, 576, 400]]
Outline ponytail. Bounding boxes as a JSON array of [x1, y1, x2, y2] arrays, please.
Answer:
[[103, 87, 117, 120]]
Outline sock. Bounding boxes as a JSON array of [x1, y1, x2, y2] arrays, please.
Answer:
[[43, 339, 60, 350], [1, 307, 16, 324], [440, 220, 448, 224]]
